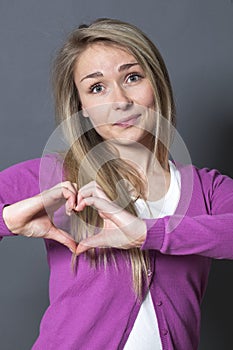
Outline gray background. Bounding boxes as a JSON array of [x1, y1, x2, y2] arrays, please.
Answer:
[[0, 0, 232, 349]]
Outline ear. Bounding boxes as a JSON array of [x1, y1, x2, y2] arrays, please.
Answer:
[[81, 107, 89, 118], [82, 109, 89, 118]]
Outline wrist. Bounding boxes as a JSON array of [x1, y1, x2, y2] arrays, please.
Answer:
[[137, 220, 147, 247]]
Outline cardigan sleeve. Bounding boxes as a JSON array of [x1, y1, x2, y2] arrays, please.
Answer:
[[0, 154, 63, 240], [141, 167, 233, 259]]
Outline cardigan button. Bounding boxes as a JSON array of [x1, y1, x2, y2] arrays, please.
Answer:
[[163, 329, 168, 336], [156, 300, 163, 306], [147, 269, 152, 277]]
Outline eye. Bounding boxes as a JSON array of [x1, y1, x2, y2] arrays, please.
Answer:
[[126, 73, 143, 84], [90, 83, 105, 94]]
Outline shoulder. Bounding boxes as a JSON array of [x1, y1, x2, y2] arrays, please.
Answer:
[[176, 161, 233, 214], [193, 165, 233, 195], [0, 157, 41, 189], [196, 166, 233, 214], [0, 153, 63, 179], [174, 160, 232, 190], [0, 153, 65, 199]]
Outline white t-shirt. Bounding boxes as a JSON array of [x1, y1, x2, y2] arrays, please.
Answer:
[[124, 161, 181, 350]]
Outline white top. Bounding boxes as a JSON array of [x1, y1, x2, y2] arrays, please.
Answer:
[[123, 161, 181, 350]]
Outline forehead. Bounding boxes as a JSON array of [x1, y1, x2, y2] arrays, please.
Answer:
[[74, 43, 138, 75]]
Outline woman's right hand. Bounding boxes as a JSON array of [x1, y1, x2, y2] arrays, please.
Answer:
[[2, 182, 78, 253]]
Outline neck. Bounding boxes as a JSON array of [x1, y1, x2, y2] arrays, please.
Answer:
[[106, 138, 170, 201], [108, 138, 164, 176], [125, 145, 157, 173]]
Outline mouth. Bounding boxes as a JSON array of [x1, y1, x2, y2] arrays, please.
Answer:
[[113, 114, 141, 127]]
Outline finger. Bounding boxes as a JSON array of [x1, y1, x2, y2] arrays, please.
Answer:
[[46, 225, 77, 253], [77, 190, 84, 208], [41, 182, 78, 215], [75, 196, 104, 212], [76, 181, 100, 207], [75, 196, 123, 219], [62, 186, 77, 201], [60, 181, 78, 195], [65, 196, 77, 215], [78, 181, 109, 201], [60, 183, 79, 214]]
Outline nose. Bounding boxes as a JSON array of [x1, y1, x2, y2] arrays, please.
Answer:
[[111, 85, 133, 111]]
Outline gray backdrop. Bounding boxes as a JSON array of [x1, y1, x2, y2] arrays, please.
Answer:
[[0, 0, 232, 349]]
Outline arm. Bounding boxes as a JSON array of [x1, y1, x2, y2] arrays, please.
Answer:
[[142, 213, 233, 259], [0, 154, 65, 238], [0, 158, 42, 239], [73, 168, 233, 260], [0, 155, 76, 252], [142, 167, 233, 259]]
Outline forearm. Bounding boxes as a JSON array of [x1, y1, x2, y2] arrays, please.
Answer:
[[0, 203, 15, 239], [142, 213, 233, 259]]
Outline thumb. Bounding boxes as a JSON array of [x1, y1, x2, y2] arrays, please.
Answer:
[[46, 225, 77, 253], [76, 233, 106, 255]]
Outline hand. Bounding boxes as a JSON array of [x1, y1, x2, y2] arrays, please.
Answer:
[[74, 181, 147, 255], [2, 181, 78, 253]]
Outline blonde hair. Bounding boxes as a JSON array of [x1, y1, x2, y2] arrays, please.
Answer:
[[52, 18, 176, 297]]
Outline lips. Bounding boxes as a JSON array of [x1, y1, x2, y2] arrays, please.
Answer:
[[114, 114, 141, 127]]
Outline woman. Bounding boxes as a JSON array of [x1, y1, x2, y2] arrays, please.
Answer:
[[1, 18, 233, 350]]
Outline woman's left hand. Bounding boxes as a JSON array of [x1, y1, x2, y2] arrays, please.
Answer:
[[72, 181, 147, 255]]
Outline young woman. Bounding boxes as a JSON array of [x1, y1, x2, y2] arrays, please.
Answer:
[[1, 18, 233, 350]]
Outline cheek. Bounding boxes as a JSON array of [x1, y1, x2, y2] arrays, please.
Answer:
[[89, 124, 110, 140], [136, 85, 155, 109], [84, 104, 112, 125], [145, 89, 155, 108]]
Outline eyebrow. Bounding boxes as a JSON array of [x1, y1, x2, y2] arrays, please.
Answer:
[[80, 62, 139, 82], [119, 62, 139, 72]]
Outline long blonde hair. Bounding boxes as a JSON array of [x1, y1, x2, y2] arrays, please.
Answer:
[[52, 18, 176, 297]]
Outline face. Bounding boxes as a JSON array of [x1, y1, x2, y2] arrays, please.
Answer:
[[74, 43, 156, 149]]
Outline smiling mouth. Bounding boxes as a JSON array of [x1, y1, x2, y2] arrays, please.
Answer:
[[114, 114, 141, 127]]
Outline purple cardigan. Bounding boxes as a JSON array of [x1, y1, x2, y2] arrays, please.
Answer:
[[0, 155, 233, 350]]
